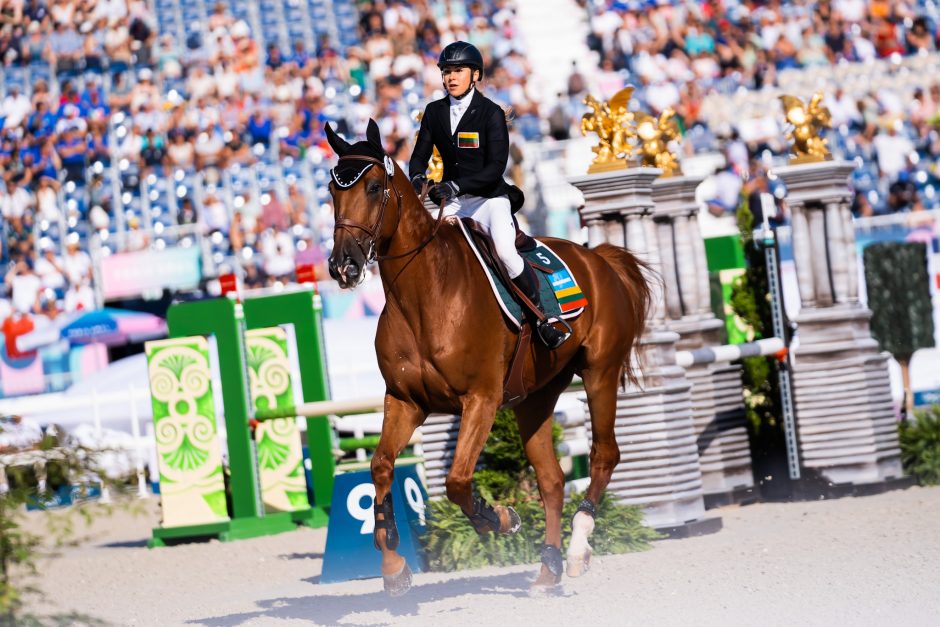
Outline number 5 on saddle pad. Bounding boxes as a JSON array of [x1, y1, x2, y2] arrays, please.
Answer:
[[320, 465, 427, 584]]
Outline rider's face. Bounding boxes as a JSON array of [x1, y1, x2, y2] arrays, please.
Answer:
[[442, 66, 475, 97]]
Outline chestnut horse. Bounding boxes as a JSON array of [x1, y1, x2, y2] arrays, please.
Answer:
[[326, 121, 650, 595]]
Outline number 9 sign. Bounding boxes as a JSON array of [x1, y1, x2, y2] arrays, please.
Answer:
[[404, 476, 426, 525], [321, 466, 430, 584], [346, 483, 376, 534]]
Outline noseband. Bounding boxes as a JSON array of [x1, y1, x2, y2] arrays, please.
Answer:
[[332, 155, 446, 263]]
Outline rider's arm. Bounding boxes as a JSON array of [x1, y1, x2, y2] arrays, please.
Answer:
[[408, 107, 434, 182], [453, 105, 509, 196]]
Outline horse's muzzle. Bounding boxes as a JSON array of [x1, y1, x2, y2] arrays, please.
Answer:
[[328, 254, 363, 289]]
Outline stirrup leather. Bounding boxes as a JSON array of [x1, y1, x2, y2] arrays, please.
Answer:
[[373, 493, 400, 550]]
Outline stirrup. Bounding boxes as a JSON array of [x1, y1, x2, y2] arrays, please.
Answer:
[[536, 316, 572, 349]]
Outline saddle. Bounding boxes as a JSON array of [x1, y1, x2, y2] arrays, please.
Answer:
[[460, 217, 551, 407]]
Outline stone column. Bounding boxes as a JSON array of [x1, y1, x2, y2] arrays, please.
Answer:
[[653, 175, 755, 507], [773, 161, 903, 488], [570, 168, 720, 535]]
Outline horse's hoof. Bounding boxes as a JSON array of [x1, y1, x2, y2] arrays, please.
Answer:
[[566, 547, 592, 577], [383, 562, 413, 597], [529, 565, 562, 595], [501, 506, 522, 534]]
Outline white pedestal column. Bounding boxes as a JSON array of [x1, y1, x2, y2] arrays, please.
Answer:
[[773, 161, 903, 487], [653, 175, 755, 506], [570, 168, 719, 533]]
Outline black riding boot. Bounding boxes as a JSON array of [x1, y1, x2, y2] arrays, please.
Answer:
[[512, 265, 570, 349]]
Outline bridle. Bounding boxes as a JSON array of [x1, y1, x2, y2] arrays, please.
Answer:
[[332, 155, 446, 263]]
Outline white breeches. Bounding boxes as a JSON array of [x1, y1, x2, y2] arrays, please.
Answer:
[[443, 194, 524, 278]]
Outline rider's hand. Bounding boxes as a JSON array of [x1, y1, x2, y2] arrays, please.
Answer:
[[410, 174, 428, 197], [428, 181, 459, 205]]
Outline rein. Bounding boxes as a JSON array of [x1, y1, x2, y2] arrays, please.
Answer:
[[334, 155, 446, 263]]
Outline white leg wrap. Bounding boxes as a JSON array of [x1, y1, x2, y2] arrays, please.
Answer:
[[567, 510, 595, 559]]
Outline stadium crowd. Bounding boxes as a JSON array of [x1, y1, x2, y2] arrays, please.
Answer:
[[576, 0, 940, 218], [2, 0, 940, 337]]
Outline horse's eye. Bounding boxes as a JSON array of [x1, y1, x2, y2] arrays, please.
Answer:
[[367, 181, 382, 194]]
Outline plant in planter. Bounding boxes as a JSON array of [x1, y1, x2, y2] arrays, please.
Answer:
[[898, 404, 940, 486]]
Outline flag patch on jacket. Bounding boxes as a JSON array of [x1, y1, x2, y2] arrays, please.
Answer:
[[457, 132, 480, 148]]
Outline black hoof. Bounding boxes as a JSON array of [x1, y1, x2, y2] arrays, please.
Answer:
[[383, 562, 413, 597]]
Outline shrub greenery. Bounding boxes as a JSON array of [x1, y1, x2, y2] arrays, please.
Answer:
[[898, 405, 940, 485], [420, 409, 659, 571], [0, 423, 132, 625]]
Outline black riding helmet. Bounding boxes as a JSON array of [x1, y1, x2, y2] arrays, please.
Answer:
[[438, 41, 484, 98]]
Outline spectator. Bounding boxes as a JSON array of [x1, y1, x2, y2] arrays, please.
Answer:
[[873, 120, 915, 182], [35, 175, 60, 222], [259, 191, 289, 232], [62, 237, 92, 286], [166, 131, 195, 170], [139, 128, 166, 174], [46, 20, 84, 76], [64, 279, 94, 312], [704, 163, 743, 218], [126, 216, 149, 251], [1, 175, 34, 220], [57, 125, 87, 183], [200, 192, 229, 234], [2, 85, 30, 129], [34, 244, 66, 292], [247, 108, 273, 146], [286, 184, 309, 227], [4, 258, 41, 315]]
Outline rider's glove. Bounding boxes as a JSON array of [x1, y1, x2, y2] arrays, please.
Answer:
[[428, 180, 459, 206], [410, 174, 428, 197]]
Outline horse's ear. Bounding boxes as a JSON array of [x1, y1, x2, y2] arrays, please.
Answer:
[[325, 123, 351, 157], [366, 119, 383, 153]]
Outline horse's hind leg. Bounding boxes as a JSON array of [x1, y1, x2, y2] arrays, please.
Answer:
[[567, 364, 621, 577], [515, 371, 573, 589], [371, 394, 425, 596]]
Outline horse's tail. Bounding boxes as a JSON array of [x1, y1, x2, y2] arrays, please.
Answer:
[[592, 244, 653, 388]]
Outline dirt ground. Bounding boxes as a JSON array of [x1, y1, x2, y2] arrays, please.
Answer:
[[20, 484, 940, 626]]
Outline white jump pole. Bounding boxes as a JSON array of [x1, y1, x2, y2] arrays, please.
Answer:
[[92, 386, 111, 504], [675, 337, 785, 368], [129, 384, 149, 499]]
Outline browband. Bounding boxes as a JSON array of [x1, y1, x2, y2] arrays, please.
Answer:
[[330, 154, 395, 188]]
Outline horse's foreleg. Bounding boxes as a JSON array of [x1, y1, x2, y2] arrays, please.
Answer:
[[445, 395, 520, 534], [371, 394, 425, 595], [568, 365, 621, 577]]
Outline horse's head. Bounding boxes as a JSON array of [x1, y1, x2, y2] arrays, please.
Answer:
[[325, 119, 401, 289]]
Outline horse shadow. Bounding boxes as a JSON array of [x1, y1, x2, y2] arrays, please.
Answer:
[[189, 570, 550, 626]]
